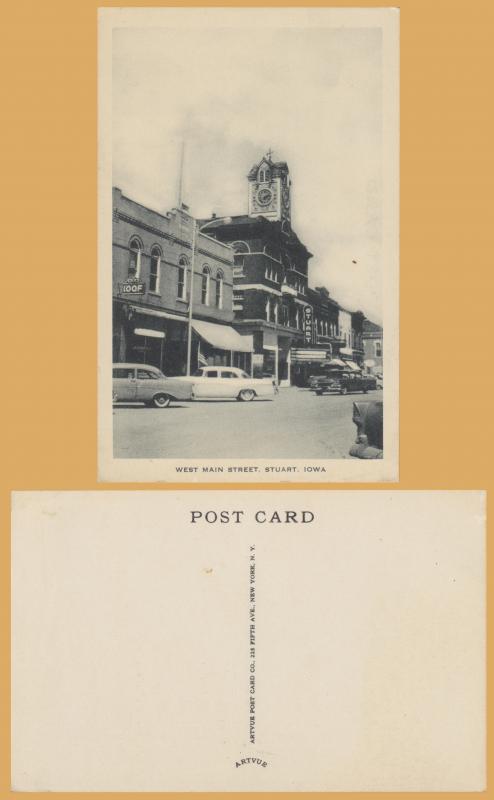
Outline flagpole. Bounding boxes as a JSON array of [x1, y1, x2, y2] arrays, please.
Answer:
[[186, 218, 197, 376], [177, 140, 185, 208]]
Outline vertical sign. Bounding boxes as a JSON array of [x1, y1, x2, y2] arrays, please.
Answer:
[[304, 306, 313, 343]]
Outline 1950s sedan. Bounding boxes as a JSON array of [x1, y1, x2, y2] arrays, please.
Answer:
[[185, 366, 278, 401], [311, 370, 377, 396], [112, 363, 194, 408]]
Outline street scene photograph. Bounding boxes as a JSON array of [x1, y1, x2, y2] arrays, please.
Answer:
[[99, 7, 398, 477]]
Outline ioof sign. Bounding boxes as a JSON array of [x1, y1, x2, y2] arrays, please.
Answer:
[[118, 278, 146, 295]]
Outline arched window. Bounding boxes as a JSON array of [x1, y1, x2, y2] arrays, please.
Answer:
[[128, 238, 142, 277], [216, 269, 224, 309], [231, 241, 250, 274], [149, 246, 161, 293], [177, 255, 188, 300], [259, 166, 270, 183], [201, 266, 211, 305]]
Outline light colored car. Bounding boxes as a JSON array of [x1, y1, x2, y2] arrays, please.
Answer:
[[112, 363, 194, 408], [185, 366, 278, 401]]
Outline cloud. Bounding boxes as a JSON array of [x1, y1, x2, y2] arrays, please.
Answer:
[[112, 24, 385, 321]]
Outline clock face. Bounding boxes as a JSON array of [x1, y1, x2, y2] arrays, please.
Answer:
[[256, 187, 273, 206]]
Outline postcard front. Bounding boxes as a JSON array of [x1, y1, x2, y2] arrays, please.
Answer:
[[12, 490, 485, 791], [98, 7, 399, 482]]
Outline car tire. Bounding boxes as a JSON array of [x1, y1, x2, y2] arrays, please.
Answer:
[[315, 389, 324, 396], [363, 388, 368, 394], [238, 389, 255, 402], [152, 393, 171, 408]]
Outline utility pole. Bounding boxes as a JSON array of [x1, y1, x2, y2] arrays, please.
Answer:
[[177, 140, 185, 208], [186, 217, 197, 376]]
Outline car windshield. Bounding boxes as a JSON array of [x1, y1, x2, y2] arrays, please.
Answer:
[[193, 369, 205, 377], [240, 371, 249, 378]]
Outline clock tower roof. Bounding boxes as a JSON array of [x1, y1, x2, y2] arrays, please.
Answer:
[[247, 157, 289, 180]]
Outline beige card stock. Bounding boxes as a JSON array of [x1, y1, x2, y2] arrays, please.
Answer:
[[12, 491, 485, 792]]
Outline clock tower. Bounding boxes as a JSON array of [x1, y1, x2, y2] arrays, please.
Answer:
[[247, 152, 291, 228]]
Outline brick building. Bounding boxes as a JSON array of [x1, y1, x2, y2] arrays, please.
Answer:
[[200, 155, 314, 385], [112, 187, 252, 375]]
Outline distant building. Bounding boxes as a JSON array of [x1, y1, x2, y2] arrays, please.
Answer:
[[112, 187, 252, 375], [362, 319, 383, 374], [337, 308, 365, 369]]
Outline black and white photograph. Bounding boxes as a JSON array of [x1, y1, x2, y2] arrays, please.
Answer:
[[98, 7, 399, 481]]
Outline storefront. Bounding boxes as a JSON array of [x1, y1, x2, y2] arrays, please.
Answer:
[[191, 319, 253, 373], [290, 347, 333, 387]]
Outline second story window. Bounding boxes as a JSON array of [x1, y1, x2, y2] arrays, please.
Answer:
[[215, 270, 224, 309], [128, 238, 141, 278], [231, 241, 249, 276], [177, 256, 188, 300], [375, 340, 382, 357], [201, 266, 211, 305], [149, 246, 161, 293]]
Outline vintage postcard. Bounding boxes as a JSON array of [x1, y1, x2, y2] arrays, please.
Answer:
[[98, 7, 399, 482], [12, 490, 485, 791]]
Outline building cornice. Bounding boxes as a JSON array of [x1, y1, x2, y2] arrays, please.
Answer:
[[114, 210, 234, 268]]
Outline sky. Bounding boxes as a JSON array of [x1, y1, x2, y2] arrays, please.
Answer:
[[112, 18, 385, 322]]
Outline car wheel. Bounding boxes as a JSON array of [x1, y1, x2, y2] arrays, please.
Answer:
[[340, 387, 348, 395], [152, 393, 171, 408], [315, 389, 324, 396], [238, 389, 255, 402], [363, 388, 368, 394]]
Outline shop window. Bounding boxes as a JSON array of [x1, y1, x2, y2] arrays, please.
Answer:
[[149, 246, 161, 293], [216, 269, 224, 309], [178, 255, 188, 299], [201, 266, 211, 305], [128, 238, 141, 277]]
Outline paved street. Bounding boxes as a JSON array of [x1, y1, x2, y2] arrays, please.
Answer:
[[113, 386, 383, 460]]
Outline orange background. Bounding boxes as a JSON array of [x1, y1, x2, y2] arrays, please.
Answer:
[[1, 0, 492, 798]]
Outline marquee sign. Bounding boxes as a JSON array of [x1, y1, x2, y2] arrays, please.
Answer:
[[303, 306, 313, 343]]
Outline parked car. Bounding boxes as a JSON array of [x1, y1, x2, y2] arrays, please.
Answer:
[[349, 400, 383, 459], [112, 363, 194, 408], [184, 366, 278, 401], [311, 370, 377, 395]]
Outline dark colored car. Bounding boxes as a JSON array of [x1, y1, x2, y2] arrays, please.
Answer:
[[349, 400, 383, 459], [311, 370, 377, 395]]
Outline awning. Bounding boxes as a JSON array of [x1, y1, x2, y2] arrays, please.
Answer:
[[192, 319, 253, 353], [131, 306, 186, 322], [327, 358, 347, 368], [339, 347, 353, 356], [134, 328, 165, 339], [344, 360, 361, 372]]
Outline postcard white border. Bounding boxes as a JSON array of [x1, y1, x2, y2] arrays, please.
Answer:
[[98, 7, 399, 483]]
